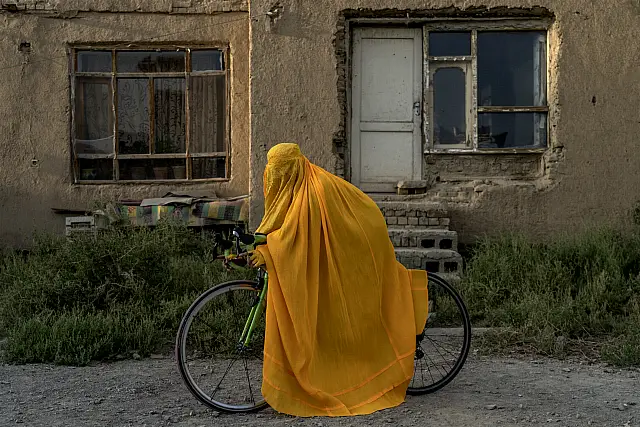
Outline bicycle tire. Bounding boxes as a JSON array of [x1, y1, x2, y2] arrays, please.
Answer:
[[406, 272, 472, 395], [175, 280, 269, 413]]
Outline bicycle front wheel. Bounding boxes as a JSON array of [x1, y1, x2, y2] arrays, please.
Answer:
[[407, 272, 472, 395], [175, 280, 268, 413]]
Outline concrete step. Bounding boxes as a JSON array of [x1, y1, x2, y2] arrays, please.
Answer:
[[376, 201, 450, 230], [388, 227, 458, 251], [395, 248, 463, 275], [376, 200, 448, 217]]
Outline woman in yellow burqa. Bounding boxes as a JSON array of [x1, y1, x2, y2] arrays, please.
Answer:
[[249, 143, 428, 417]]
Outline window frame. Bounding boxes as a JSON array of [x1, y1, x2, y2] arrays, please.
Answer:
[[69, 45, 231, 184], [422, 20, 550, 154]]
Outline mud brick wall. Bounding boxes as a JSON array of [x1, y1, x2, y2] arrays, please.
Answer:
[[379, 205, 451, 229], [425, 154, 543, 181], [0, 1, 247, 13]]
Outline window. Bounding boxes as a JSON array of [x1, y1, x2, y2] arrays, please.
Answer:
[[424, 24, 548, 152], [71, 47, 229, 182]]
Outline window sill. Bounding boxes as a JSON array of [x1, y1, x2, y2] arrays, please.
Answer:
[[424, 148, 547, 155], [74, 178, 230, 185]]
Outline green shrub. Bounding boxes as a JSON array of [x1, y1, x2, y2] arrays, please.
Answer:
[[602, 330, 640, 367], [0, 221, 250, 365], [2, 218, 640, 367], [3, 308, 161, 365], [460, 228, 640, 365]]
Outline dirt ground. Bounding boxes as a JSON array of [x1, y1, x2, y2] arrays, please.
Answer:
[[1, 353, 638, 427]]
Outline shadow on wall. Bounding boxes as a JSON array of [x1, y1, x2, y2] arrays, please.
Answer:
[[1, 151, 77, 247]]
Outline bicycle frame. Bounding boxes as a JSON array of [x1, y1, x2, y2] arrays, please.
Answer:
[[218, 229, 269, 350], [177, 229, 472, 412], [239, 271, 268, 348]]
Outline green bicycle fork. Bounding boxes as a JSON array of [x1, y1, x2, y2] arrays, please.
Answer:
[[238, 276, 268, 349]]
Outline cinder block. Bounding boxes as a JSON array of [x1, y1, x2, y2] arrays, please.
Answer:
[[394, 248, 463, 275]]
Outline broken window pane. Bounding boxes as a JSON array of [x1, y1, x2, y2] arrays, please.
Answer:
[[154, 78, 186, 153], [433, 67, 467, 145], [190, 75, 226, 153], [119, 158, 186, 180], [74, 77, 114, 154], [478, 31, 547, 106], [429, 32, 471, 56], [191, 50, 224, 71], [77, 51, 112, 72], [478, 112, 547, 148], [77, 158, 113, 180], [117, 78, 150, 154], [191, 157, 226, 179], [117, 51, 185, 73]]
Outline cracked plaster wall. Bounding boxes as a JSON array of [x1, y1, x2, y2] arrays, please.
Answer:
[[3, 0, 640, 245], [0, 5, 249, 246], [248, 0, 640, 242]]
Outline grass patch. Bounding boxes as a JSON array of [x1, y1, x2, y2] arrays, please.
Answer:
[[0, 221, 250, 365], [460, 228, 640, 366], [2, 218, 639, 367]]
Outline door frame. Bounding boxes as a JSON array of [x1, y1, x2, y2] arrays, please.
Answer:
[[349, 26, 423, 192]]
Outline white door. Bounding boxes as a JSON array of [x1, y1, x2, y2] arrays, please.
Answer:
[[351, 27, 423, 192]]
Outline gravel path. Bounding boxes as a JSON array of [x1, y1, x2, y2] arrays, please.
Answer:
[[1, 354, 638, 426]]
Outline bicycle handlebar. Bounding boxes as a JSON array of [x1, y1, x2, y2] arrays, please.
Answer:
[[215, 252, 250, 261], [214, 226, 267, 270]]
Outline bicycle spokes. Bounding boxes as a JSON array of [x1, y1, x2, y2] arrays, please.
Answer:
[[408, 274, 471, 395], [176, 282, 268, 412]]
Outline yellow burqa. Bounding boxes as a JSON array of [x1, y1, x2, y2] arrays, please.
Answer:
[[255, 143, 428, 417]]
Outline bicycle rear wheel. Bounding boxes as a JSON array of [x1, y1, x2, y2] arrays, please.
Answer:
[[407, 272, 471, 395], [175, 280, 268, 413]]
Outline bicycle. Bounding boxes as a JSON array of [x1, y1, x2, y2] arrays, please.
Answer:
[[175, 227, 472, 413]]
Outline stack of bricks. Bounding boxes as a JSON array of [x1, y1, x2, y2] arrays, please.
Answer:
[[394, 247, 463, 275], [379, 201, 450, 229], [171, 0, 246, 13], [0, 0, 54, 11], [388, 229, 458, 251], [0, 1, 247, 14], [385, 214, 450, 229], [377, 200, 463, 279]]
